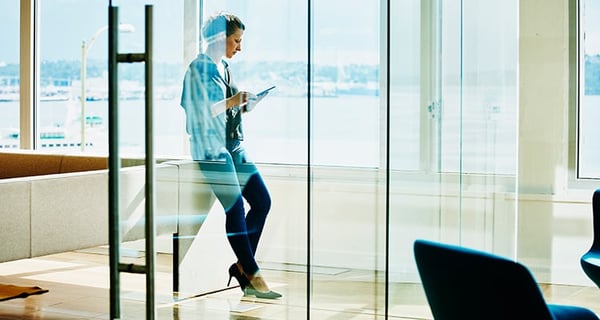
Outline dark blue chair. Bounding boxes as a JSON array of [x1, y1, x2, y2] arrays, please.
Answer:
[[414, 239, 599, 320], [581, 188, 600, 288]]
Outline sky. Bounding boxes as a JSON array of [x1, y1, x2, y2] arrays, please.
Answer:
[[4, 0, 587, 69], [585, 0, 600, 54], [0, 0, 381, 65]]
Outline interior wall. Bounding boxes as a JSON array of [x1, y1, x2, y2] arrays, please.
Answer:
[[516, 0, 595, 285]]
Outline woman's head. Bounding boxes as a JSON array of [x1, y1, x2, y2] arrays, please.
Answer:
[[202, 13, 245, 59]]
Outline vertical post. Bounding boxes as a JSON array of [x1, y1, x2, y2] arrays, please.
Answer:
[[144, 5, 156, 320], [384, 0, 391, 318], [81, 40, 87, 151], [108, 5, 121, 320], [20, 0, 37, 150], [306, 0, 312, 319], [172, 233, 179, 293]]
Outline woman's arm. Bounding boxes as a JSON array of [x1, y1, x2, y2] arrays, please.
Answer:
[[210, 91, 254, 116]]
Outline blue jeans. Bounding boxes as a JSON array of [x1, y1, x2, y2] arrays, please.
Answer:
[[197, 147, 271, 276]]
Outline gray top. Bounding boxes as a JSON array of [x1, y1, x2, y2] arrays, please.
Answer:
[[180, 53, 244, 160]]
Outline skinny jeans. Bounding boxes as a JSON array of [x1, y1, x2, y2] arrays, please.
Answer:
[[197, 145, 271, 276]]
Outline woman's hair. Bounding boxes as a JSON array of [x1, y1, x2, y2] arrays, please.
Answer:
[[202, 12, 245, 43]]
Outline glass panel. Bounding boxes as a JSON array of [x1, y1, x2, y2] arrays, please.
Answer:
[[209, 1, 310, 165], [388, 0, 518, 318], [0, 1, 20, 150], [113, 0, 186, 158], [388, 1, 441, 318], [441, 0, 518, 251], [309, 3, 381, 168], [389, 1, 422, 172], [156, 0, 309, 318], [580, 0, 600, 178], [441, 0, 518, 176], [309, 0, 384, 318], [107, 1, 186, 318]]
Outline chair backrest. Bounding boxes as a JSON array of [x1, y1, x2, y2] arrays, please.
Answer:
[[591, 189, 600, 250], [414, 239, 554, 320]]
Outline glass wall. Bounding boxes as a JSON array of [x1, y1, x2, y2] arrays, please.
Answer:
[[192, 0, 517, 318], [0, 1, 20, 149], [104, 0, 518, 318], [12, 0, 520, 318]]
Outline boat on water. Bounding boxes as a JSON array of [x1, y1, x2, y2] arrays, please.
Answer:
[[0, 82, 71, 102], [39, 125, 67, 139], [3, 125, 68, 141], [85, 115, 104, 127], [1, 127, 19, 139], [0, 92, 20, 102], [1, 115, 105, 151]]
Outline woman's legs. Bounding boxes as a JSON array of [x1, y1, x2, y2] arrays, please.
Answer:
[[242, 172, 271, 255], [200, 149, 278, 297], [224, 196, 259, 275], [198, 158, 259, 276], [230, 149, 272, 256]]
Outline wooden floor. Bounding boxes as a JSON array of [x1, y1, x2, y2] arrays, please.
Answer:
[[0, 248, 599, 319]]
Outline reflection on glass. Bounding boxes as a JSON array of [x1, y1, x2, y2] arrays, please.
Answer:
[[0, 1, 20, 149]]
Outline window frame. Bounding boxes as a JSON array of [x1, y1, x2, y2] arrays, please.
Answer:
[[569, 0, 600, 187], [19, 0, 37, 150]]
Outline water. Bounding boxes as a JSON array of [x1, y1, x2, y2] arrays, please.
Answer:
[[0, 95, 382, 166], [0, 97, 181, 152], [2, 94, 597, 175]]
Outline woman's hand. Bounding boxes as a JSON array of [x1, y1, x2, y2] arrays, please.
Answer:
[[228, 91, 256, 109], [244, 91, 264, 112]]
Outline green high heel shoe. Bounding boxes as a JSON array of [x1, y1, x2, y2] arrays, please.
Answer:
[[243, 285, 283, 299]]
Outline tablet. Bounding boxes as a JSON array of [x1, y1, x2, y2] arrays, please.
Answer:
[[256, 85, 276, 97]]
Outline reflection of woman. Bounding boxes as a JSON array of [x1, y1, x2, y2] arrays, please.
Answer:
[[180, 13, 281, 299]]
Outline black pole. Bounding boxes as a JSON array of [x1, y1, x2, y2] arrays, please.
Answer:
[[144, 5, 156, 320], [306, 0, 312, 319], [108, 5, 121, 320]]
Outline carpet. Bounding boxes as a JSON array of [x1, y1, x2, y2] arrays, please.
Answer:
[[0, 284, 48, 302]]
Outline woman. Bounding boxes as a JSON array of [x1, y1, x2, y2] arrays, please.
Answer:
[[180, 12, 281, 299]]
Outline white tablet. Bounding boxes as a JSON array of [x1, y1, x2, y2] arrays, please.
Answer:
[[256, 85, 276, 97]]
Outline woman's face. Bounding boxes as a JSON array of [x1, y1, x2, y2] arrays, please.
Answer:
[[225, 28, 244, 59]]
